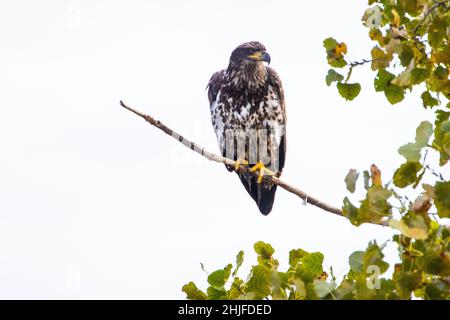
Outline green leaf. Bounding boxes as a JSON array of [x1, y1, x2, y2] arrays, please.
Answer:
[[207, 286, 227, 300], [246, 265, 271, 299], [421, 91, 439, 108], [433, 119, 450, 165], [182, 282, 207, 300], [425, 280, 450, 300], [436, 110, 450, 124], [363, 242, 389, 275], [398, 143, 422, 162], [289, 248, 308, 267], [374, 69, 395, 92], [313, 279, 336, 298], [295, 264, 316, 284], [254, 241, 274, 259], [342, 197, 360, 225], [428, 15, 446, 48], [232, 251, 244, 276], [301, 252, 324, 276], [417, 251, 450, 276], [207, 264, 232, 288], [271, 277, 288, 300], [337, 82, 361, 101], [393, 161, 422, 188], [415, 121, 433, 147], [349, 251, 365, 273], [434, 65, 448, 80], [323, 37, 339, 51], [398, 121, 433, 162], [374, 69, 404, 104], [359, 186, 392, 224], [330, 58, 347, 68], [326, 69, 344, 86], [384, 84, 405, 104], [290, 278, 307, 300], [363, 170, 370, 190], [394, 271, 421, 299], [254, 241, 279, 269], [399, 43, 414, 66], [434, 181, 450, 218], [228, 277, 245, 299], [344, 169, 359, 193], [411, 68, 430, 84], [399, 0, 421, 16]]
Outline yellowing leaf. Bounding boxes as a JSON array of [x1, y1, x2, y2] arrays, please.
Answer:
[[391, 9, 401, 27], [432, 47, 450, 65], [422, 183, 435, 199], [392, 60, 415, 87], [182, 282, 207, 300], [323, 37, 347, 68], [335, 43, 347, 57], [384, 38, 402, 57], [369, 29, 384, 46], [370, 164, 382, 186], [371, 46, 391, 70], [388, 219, 428, 240]]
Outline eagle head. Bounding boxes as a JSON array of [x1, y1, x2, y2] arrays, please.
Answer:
[[229, 41, 271, 67], [227, 41, 271, 90]]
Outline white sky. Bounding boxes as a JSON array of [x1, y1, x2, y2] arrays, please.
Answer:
[[0, 0, 444, 299]]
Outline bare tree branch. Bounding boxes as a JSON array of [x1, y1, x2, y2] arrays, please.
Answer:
[[120, 100, 387, 227]]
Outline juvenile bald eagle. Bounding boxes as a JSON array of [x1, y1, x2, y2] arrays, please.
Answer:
[[207, 41, 287, 215]]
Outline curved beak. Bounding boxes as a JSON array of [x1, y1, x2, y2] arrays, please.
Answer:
[[248, 51, 271, 64], [262, 52, 271, 64]]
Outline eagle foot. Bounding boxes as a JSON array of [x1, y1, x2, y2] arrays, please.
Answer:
[[234, 159, 249, 171], [250, 162, 274, 184]]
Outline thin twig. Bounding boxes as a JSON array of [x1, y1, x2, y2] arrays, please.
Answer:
[[344, 59, 376, 83], [412, 0, 450, 36], [120, 100, 387, 227], [425, 164, 445, 181], [345, 65, 354, 83], [348, 59, 372, 67]]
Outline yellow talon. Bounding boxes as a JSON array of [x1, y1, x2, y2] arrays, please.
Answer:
[[257, 171, 264, 184], [250, 162, 264, 173], [250, 162, 274, 184], [234, 159, 248, 171]]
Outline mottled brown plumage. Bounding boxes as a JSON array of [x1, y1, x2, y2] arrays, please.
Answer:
[[207, 41, 287, 215]]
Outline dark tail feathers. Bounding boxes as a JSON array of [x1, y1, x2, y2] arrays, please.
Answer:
[[237, 172, 277, 215]]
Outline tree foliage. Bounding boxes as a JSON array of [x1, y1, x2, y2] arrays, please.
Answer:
[[182, 0, 450, 300]]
